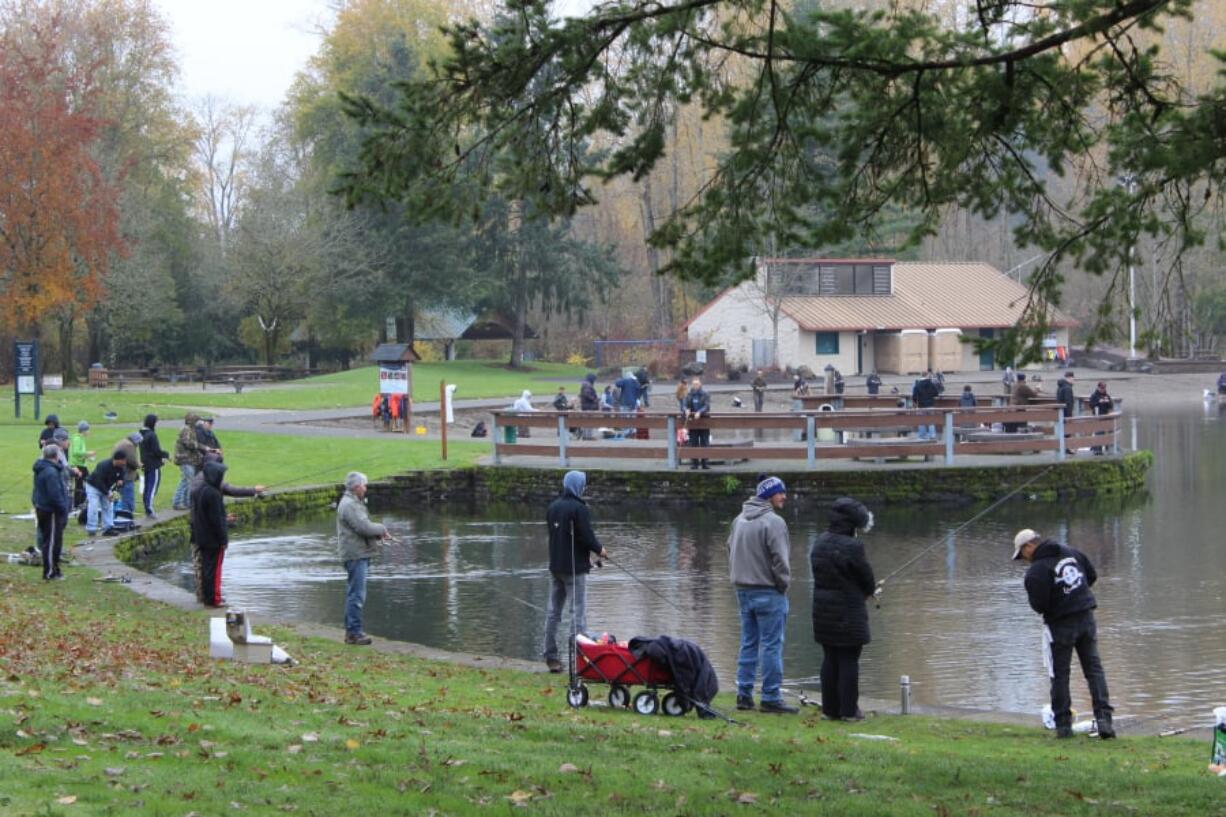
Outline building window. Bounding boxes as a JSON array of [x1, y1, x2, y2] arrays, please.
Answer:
[[815, 332, 840, 355]]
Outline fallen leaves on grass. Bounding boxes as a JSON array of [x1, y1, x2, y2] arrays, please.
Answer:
[[16, 742, 46, 755], [558, 763, 578, 774], [345, 739, 360, 751], [56, 795, 78, 805]]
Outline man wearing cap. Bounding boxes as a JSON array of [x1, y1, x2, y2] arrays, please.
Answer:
[[69, 421, 94, 509], [196, 416, 222, 456], [542, 470, 608, 673], [1013, 529, 1115, 739], [727, 477, 796, 714], [85, 450, 126, 536], [173, 413, 209, 510]]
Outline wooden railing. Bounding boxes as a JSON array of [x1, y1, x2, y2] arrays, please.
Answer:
[[490, 407, 1123, 469]]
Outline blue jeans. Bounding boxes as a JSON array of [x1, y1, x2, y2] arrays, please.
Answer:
[[918, 423, 937, 440], [736, 588, 789, 703], [85, 484, 114, 534], [344, 558, 370, 636], [119, 476, 136, 513], [172, 464, 196, 509], [542, 572, 588, 661]]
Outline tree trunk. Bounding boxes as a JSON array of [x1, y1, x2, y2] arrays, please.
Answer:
[[58, 312, 77, 385], [507, 200, 527, 369], [509, 270, 528, 369]]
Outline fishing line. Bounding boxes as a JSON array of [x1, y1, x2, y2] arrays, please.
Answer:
[[877, 463, 1060, 588], [602, 553, 686, 615]]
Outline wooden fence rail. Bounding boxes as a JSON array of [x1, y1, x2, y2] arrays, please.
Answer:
[[490, 408, 1122, 469]]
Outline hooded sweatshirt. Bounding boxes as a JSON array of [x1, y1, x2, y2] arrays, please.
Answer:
[[1023, 540, 1098, 624], [32, 458, 69, 514], [546, 472, 603, 575], [190, 461, 229, 551], [139, 415, 171, 471], [726, 496, 791, 593], [512, 391, 535, 412]]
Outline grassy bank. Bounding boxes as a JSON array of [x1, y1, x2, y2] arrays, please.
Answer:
[[0, 425, 486, 555], [0, 562, 1220, 816], [0, 361, 587, 425]]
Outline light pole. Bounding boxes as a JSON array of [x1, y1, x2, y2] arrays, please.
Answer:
[[1121, 174, 1138, 359]]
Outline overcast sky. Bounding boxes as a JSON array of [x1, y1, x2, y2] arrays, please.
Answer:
[[159, 0, 333, 109], [160, 0, 598, 111]]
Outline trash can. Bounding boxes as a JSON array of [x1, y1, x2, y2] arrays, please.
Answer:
[[818, 399, 838, 439], [504, 424, 518, 444]]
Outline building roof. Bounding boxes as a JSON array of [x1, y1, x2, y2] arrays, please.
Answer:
[[414, 308, 539, 341], [774, 261, 1076, 332], [370, 343, 421, 363]]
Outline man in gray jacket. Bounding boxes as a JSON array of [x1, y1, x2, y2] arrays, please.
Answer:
[[727, 476, 797, 714], [336, 472, 390, 645]]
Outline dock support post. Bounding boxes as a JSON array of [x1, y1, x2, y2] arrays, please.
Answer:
[[667, 416, 678, 469], [806, 416, 817, 470]]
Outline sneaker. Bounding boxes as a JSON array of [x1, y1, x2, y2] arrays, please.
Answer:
[[1055, 726, 1074, 739], [1096, 716, 1115, 740], [101, 528, 118, 537], [545, 658, 563, 673], [758, 700, 798, 715], [345, 632, 373, 645], [700, 462, 711, 470], [841, 709, 866, 722], [736, 695, 754, 711], [146, 512, 157, 520]]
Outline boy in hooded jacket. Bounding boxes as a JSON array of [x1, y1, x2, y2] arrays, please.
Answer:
[[192, 461, 231, 607], [541, 471, 607, 673]]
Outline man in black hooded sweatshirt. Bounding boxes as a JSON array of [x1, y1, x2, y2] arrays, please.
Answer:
[[1013, 528, 1115, 739], [139, 414, 172, 518], [192, 461, 231, 608], [809, 497, 878, 721]]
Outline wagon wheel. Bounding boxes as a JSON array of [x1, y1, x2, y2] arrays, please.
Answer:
[[632, 690, 659, 716], [661, 692, 690, 717], [566, 684, 589, 709], [608, 684, 630, 709]]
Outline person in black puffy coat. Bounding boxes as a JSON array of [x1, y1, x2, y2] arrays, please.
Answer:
[[809, 497, 878, 720]]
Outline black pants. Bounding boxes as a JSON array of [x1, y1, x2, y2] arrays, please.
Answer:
[[820, 643, 863, 718], [688, 428, 710, 466], [142, 467, 161, 515], [1048, 612, 1113, 727], [35, 508, 67, 579], [198, 545, 226, 606], [72, 466, 89, 509]]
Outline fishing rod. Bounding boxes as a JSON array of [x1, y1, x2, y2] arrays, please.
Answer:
[[602, 553, 686, 615], [876, 463, 1060, 590]]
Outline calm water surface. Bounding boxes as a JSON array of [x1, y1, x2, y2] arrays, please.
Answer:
[[146, 404, 1226, 724]]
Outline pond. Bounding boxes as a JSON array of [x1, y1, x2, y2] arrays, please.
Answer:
[[145, 403, 1226, 725]]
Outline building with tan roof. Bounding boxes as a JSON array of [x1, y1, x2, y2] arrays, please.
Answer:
[[683, 259, 1075, 375]]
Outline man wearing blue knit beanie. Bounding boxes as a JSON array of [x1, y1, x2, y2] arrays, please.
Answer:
[[726, 476, 796, 714]]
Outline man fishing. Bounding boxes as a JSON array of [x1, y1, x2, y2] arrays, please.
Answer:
[[727, 476, 797, 714], [1012, 529, 1115, 739], [336, 471, 391, 645], [542, 470, 607, 673]]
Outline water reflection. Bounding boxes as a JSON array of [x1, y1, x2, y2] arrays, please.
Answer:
[[145, 406, 1226, 721]]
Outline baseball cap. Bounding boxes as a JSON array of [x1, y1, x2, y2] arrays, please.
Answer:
[[1012, 529, 1040, 560]]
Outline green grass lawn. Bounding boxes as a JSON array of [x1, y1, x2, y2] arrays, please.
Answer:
[[0, 361, 587, 429], [0, 424, 486, 551], [0, 560, 1220, 816]]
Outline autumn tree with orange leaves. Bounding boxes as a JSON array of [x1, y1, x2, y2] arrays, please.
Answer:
[[0, 13, 122, 349]]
